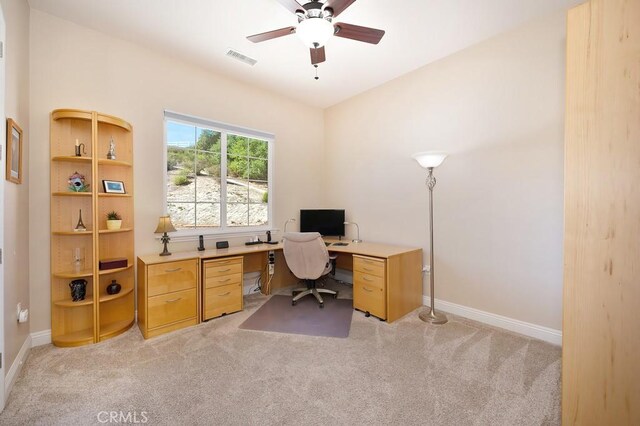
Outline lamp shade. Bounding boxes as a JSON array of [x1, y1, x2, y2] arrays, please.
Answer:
[[297, 18, 334, 48], [412, 151, 448, 168], [154, 216, 176, 234]]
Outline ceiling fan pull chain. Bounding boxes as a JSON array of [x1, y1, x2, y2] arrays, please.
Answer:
[[314, 64, 319, 80]]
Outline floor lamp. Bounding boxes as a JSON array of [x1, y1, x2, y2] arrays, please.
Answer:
[[412, 151, 448, 325]]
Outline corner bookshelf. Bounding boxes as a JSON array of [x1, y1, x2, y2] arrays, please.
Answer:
[[50, 109, 135, 347]]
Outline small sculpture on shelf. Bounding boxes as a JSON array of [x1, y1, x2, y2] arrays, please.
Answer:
[[106, 137, 116, 160], [106, 211, 122, 230], [68, 171, 90, 192], [74, 139, 86, 157], [69, 279, 87, 302], [106, 280, 121, 295], [74, 209, 87, 232]]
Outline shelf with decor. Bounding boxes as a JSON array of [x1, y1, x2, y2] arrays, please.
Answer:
[[50, 108, 135, 347]]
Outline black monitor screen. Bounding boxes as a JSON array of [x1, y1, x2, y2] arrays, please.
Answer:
[[299, 209, 345, 237]]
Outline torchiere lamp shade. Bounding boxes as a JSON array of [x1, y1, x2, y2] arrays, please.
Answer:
[[412, 151, 448, 169], [154, 216, 176, 234]]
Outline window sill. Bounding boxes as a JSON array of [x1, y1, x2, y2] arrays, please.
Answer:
[[157, 227, 275, 243]]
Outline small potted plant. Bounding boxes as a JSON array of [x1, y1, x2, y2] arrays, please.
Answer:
[[106, 211, 122, 230]]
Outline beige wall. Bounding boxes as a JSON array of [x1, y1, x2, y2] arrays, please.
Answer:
[[324, 12, 566, 330], [2, 0, 30, 372], [28, 10, 325, 333]]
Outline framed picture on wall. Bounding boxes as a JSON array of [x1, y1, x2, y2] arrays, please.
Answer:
[[6, 118, 23, 184]]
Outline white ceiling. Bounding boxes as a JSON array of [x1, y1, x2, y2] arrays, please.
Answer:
[[28, 0, 581, 108]]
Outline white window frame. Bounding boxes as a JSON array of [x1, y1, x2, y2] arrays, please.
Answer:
[[163, 110, 274, 240]]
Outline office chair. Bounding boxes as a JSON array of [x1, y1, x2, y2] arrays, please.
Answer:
[[282, 232, 338, 308]]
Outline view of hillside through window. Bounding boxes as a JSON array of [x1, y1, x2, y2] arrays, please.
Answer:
[[166, 120, 269, 229]]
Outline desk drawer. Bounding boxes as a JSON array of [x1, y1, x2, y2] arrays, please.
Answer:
[[204, 257, 243, 277], [205, 272, 242, 289], [353, 281, 386, 320], [353, 270, 385, 291], [147, 288, 197, 329], [205, 283, 242, 319], [147, 259, 197, 297], [353, 255, 385, 278]]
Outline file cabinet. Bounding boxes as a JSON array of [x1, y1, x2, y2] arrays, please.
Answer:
[[203, 256, 244, 320]]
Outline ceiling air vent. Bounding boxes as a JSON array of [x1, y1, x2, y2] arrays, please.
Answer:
[[226, 49, 257, 66]]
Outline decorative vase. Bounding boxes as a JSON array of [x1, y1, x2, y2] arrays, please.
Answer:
[[106, 219, 122, 230], [69, 279, 87, 302], [106, 280, 121, 295]]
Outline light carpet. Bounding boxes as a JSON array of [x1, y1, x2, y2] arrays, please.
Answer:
[[0, 293, 561, 425]]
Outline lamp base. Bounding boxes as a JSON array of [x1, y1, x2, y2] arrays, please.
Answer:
[[352, 239, 362, 243], [418, 307, 448, 325]]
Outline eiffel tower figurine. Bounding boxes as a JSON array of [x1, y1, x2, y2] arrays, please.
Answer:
[[74, 209, 87, 232]]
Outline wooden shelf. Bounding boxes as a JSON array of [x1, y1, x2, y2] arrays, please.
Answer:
[[98, 159, 132, 167], [51, 109, 134, 348], [52, 230, 93, 236], [98, 264, 133, 275], [53, 269, 93, 279], [54, 297, 94, 307], [98, 193, 132, 198], [52, 109, 92, 122], [99, 319, 134, 340], [52, 156, 92, 163], [98, 227, 133, 234], [100, 287, 133, 303], [52, 191, 92, 197], [52, 328, 94, 348]]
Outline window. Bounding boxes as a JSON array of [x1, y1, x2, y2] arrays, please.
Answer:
[[164, 111, 272, 234]]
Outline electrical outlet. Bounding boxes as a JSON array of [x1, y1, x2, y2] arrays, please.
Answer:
[[268, 263, 274, 275], [16, 303, 21, 319], [422, 265, 431, 273]]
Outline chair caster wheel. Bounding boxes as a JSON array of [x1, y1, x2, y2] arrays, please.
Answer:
[[365, 312, 371, 317], [292, 300, 297, 306], [319, 303, 324, 309]]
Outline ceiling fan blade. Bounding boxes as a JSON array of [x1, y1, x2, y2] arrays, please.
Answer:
[[247, 26, 296, 43], [310, 46, 326, 65], [323, 0, 357, 18], [334, 22, 385, 44], [274, 0, 304, 14]]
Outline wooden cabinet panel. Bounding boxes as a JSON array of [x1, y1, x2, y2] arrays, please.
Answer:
[[353, 255, 385, 277], [147, 259, 197, 296], [147, 288, 197, 329], [205, 273, 242, 289], [205, 283, 243, 319], [353, 280, 385, 319], [203, 257, 244, 320], [353, 270, 385, 290]]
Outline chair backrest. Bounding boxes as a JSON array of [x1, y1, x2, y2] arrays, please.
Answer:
[[282, 232, 331, 280]]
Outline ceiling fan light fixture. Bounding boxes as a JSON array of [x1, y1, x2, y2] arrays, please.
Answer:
[[296, 18, 334, 48]]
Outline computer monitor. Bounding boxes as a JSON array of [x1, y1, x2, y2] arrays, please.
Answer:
[[299, 209, 345, 237]]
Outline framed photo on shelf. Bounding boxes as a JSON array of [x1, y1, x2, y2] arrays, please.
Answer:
[[6, 118, 23, 184], [102, 180, 126, 194]]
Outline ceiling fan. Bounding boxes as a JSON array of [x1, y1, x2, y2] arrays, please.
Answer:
[[247, 0, 385, 66]]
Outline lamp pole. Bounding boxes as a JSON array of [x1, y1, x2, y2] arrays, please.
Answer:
[[419, 166, 447, 324]]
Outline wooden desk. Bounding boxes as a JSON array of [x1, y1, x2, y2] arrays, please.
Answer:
[[137, 240, 422, 338]]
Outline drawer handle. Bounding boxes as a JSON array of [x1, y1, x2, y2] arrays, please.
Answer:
[[218, 278, 231, 283], [363, 267, 374, 272], [362, 276, 374, 282], [363, 287, 373, 293], [165, 297, 182, 303], [218, 268, 231, 272], [165, 267, 182, 273], [218, 291, 231, 297]]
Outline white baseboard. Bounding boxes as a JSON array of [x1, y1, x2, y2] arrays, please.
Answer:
[[423, 296, 562, 345], [30, 330, 52, 347], [5, 335, 31, 400]]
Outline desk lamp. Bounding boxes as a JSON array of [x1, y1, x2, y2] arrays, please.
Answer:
[[412, 151, 448, 325], [343, 221, 362, 243], [154, 215, 177, 256]]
